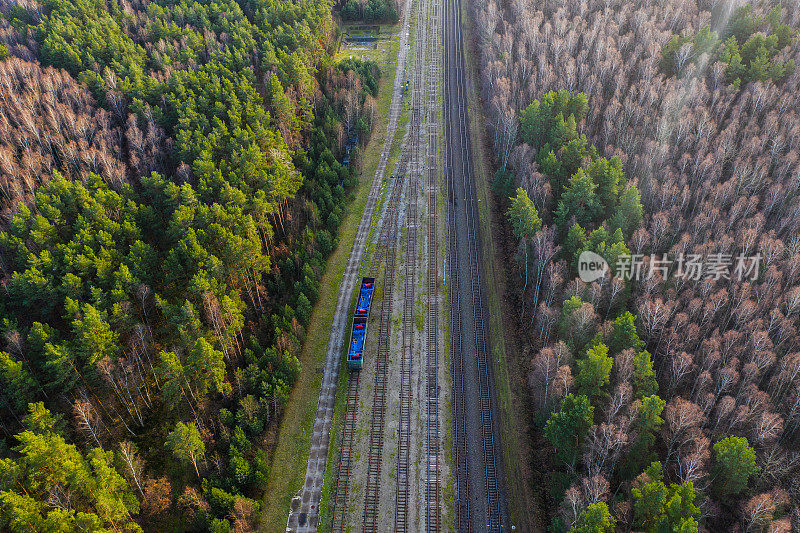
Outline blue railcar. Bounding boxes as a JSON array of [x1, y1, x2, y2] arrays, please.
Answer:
[[346, 277, 376, 371], [347, 317, 367, 370], [355, 277, 375, 317]]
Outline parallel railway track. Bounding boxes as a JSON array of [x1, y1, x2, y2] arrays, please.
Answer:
[[329, 372, 360, 533], [330, 174, 403, 533], [329, 0, 448, 526], [332, 18, 430, 526], [443, 0, 504, 527], [395, 0, 427, 526], [424, 95, 442, 532], [287, 0, 417, 525], [446, 123, 469, 533], [395, 146, 416, 533], [424, 0, 443, 529], [363, 148, 409, 530]]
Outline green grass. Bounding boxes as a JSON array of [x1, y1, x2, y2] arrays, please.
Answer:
[[258, 30, 403, 532], [383, 88, 411, 177], [458, 0, 540, 530], [316, 338, 352, 532], [335, 24, 400, 64]]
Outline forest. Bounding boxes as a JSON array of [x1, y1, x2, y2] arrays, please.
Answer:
[[0, 0, 381, 530], [477, 0, 800, 531], [340, 0, 398, 24]]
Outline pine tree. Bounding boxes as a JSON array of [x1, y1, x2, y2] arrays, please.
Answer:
[[159, 351, 189, 404], [544, 394, 594, 468], [0, 353, 37, 413], [585, 157, 624, 218], [608, 312, 645, 355], [712, 436, 758, 498], [69, 301, 118, 365], [563, 223, 588, 267], [0, 404, 139, 531], [555, 169, 602, 232], [610, 186, 643, 238], [520, 89, 588, 150], [632, 462, 699, 532], [554, 138, 593, 194], [571, 502, 616, 533], [296, 293, 313, 326], [632, 350, 658, 398], [576, 343, 613, 400], [627, 395, 666, 475], [186, 338, 230, 397], [507, 188, 542, 240], [22, 402, 65, 436]]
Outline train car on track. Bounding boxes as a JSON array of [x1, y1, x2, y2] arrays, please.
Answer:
[[347, 317, 367, 370], [347, 277, 376, 370], [354, 277, 375, 316]]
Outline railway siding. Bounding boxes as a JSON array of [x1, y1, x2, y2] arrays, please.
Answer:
[[286, 0, 416, 527], [297, 0, 454, 526]]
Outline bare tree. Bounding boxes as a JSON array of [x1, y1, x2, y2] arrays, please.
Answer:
[[119, 441, 145, 496], [73, 397, 104, 448]]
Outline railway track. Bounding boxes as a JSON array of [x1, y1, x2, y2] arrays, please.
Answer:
[[363, 159, 405, 530], [330, 174, 403, 533], [443, 0, 504, 527], [395, 155, 416, 532], [329, 0, 446, 526], [394, 0, 427, 528], [334, 16, 435, 532], [329, 372, 360, 533], [423, 0, 443, 530], [443, 0, 468, 523], [424, 93, 443, 531], [446, 126, 469, 533]]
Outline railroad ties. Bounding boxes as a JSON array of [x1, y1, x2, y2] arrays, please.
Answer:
[[330, 175, 402, 533], [395, 154, 416, 533], [424, 0, 443, 529], [333, 0, 446, 526], [330, 373, 359, 533], [457, 0, 502, 523], [362, 171, 402, 531], [444, 0, 503, 527], [444, 0, 469, 525], [424, 110, 442, 532], [447, 149, 470, 533], [394, 0, 427, 527]]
